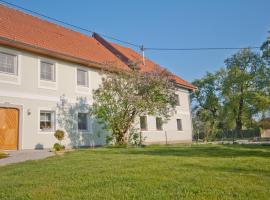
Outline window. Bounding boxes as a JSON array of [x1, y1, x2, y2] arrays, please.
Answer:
[[156, 117, 163, 130], [77, 69, 88, 87], [40, 111, 55, 131], [40, 61, 55, 81], [0, 52, 17, 75], [78, 113, 88, 130], [140, 116, 147, 130], [177, 119, 182, 131], [174, 94, 180, 106]]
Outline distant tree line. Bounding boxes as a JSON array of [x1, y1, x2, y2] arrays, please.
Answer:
[[191, 33, 270, 142]]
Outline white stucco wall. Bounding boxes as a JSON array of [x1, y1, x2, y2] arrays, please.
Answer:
[[0, 45, 193, 149]]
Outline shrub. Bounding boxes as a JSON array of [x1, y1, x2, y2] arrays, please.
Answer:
[[54, 130, 65, 142], [53, 143, 62, 151]]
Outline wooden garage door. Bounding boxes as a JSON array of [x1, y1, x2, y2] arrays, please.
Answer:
[[0, 108, 19, 150]]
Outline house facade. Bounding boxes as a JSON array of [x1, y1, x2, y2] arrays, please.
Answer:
[[0, 5, 195, 150]]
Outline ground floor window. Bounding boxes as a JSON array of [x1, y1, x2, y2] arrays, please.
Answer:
[[156, 117, 163, 130], [140, 116, 147, 130], [40, 111, 55, 131], [78, 113, 88, 131], [177, 119, 182, 131]]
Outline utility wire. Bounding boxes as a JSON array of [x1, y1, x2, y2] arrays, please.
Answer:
[[0, 0, 262, 52], [144, 47, 261, 51], [0, 0, 141, 48]]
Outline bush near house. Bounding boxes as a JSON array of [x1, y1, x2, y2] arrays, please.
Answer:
[[53, 130, 65, 151], [0, 152, 7, 159]]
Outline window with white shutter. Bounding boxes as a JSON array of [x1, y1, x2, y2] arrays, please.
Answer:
[[40, 61, 55, 81], [77, 68, 88, 87], [0, 52, 17, 75]]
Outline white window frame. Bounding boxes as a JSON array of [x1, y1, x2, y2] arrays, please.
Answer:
[[37, 58, 58, 90], [140, 116, 148, 131], [76, 68, 89, 87], [0, 47, 21, 85], [38, 108, 56, 133], [0, 51, 18, 75], [156, 117, 163, 131], [40, 61, 55, 82], [78, 112, 88, 131], [175, 94, 180, 106], [177, 118, 183, 131]]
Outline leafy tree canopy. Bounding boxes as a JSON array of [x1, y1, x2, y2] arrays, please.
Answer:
[[92, 66, 177, 145]]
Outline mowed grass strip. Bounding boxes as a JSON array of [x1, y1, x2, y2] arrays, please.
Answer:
[[0, 144, 270, 200]]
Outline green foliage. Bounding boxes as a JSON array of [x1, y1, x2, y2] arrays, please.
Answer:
[[53, 143, 62, 151], [105, 135, 114, 145], [127, 127, 145, 146], [92, 65, 177, 145], [192, 45, 270, 141], [54, 130, 65, 142], [0, 152, 7, 159]]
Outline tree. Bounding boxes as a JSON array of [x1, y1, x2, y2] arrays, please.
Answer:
[[222, 49, 270, 137], [191, 71, 223, 141], [92, 66, 177, 145], [261, 31, 270, 64]]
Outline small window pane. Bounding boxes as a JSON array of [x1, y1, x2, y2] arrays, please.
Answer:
[[175, 94, 180, 106], [77, 69, 88, 87], [40, 61, 55, 81], [0, 52, 17, 75], [177, 119, 182, 131], [156, 117, 163, 130], [140, 116, 147, 130], [78, 113, 88, 130], [40, 111, 55, 131]]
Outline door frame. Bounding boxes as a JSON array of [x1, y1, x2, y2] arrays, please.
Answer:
[[0, 103, 23, 150]]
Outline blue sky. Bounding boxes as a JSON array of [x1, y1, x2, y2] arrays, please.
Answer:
[[3, 0, 270, 82]]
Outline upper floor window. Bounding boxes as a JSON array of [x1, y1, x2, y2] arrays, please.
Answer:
[[40, 61, 55, 81], [78, 113, 88, 131], [77, 68, 88, 87], [0, 52, 17, 75], [40, 110, 55, 132], [156, 117, 163, 131], [177, 119, 182, 131], [174, 94, 180, 106], [140, 116, 148, 130]]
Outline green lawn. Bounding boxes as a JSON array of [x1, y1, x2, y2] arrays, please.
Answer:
[[1, 144, 270, 200]]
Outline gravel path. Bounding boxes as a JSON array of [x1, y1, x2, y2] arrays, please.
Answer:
[[0, 150, 54, 166]]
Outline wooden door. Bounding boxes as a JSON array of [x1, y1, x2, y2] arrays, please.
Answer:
[[0, 108, 19, 150]]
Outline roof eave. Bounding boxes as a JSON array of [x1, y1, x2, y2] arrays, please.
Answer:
[[0, 36, 104, 70]]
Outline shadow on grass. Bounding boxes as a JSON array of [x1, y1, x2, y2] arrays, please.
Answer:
[[110, 144, 270, 158]]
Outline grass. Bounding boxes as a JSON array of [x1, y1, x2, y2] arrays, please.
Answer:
[[0, 144, 270, 200], [0, 151, 7, 159]]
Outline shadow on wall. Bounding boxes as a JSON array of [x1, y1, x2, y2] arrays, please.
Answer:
[[57, 95, 109, 148]]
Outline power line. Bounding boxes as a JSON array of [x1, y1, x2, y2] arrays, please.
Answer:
[[0, 0, 141, 48], [0, 0, 262, 52], [144, 47, 261, 51]]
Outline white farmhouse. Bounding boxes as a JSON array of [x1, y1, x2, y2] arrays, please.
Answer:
[[0, 5, 196, 150]]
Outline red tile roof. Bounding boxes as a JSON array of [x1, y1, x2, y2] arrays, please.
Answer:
[[110, 43, 196, 90], [0, 4, 195, 90], [0, 4, 128, 70]]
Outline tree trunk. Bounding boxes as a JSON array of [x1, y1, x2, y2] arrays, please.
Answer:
[[236, 87, 244, 139]]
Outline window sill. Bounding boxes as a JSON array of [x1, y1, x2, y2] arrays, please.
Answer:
[[38, 130, 55, 134], [40, 78, 56, 82]]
